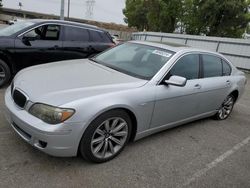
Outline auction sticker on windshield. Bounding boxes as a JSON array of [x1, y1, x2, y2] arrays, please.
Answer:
[[152, 50, 172, 58]]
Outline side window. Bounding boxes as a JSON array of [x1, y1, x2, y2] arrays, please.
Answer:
[[44, 25, 60, 40], [99, 32, 112, 43], [23, 25, 44, 39], [23, 25, 60, 40], [222, 60, 231, 76], [64, 26, 89, 42], [170, 54, 200, 80], [202, 54, 222, 78], [90, 30, 110, 42]]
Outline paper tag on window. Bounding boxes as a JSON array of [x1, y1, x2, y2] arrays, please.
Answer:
[[152, 50, 172, 58]]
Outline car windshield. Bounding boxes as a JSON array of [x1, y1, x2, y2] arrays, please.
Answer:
[[0, 21, 35, 36], [93, 43, 174, 80]]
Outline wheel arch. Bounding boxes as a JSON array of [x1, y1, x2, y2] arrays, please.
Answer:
[[76, 104, 138, 149], [230, 90, 239, 102], [89, 106, 138, 142], [76, 105, 138, 157], [0, 52, 16, 74], [115, 107, 138, 142]]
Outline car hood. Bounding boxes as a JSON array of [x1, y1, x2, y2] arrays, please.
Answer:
[[14, 59, 147, 106]]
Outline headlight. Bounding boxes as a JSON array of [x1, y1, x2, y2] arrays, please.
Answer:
[[29, 103, 75, 124]]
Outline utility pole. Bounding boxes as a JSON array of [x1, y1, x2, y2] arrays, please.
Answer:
[[67, 0, 70, 18], [60, 0, 65, 20]]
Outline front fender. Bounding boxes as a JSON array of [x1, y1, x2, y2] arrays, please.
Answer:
[[62, 86, 156, 138]]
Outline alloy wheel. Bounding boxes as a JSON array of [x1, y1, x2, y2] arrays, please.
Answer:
[[91, 117, 128, 159], [217, 95, 234, 120]]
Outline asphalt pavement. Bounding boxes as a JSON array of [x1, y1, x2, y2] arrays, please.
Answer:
[[0, 73, 250, 188]]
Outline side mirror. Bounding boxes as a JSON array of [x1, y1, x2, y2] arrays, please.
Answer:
[[22, 34, 38, 46], [22, 35, 37, 42], [164, 75, 187, 87]]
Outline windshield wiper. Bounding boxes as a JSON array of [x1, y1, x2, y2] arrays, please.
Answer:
[[103, 64, 123, 72], [89, 58, 119, 71]]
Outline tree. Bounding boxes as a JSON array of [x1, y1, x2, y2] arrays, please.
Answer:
[[247, 24, 250, 34], [183, 0, 250, 37], [123, 0, 250, 38], [0, 0, 3, 7], [181, 0, 205, 35], [123, 0, 182, 32], [123, 0, 149, 31], [147, 0, 182, 32]]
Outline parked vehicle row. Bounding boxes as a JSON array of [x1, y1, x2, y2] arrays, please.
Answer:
[[5, 40, 246, 162], [0, 19, 115, 87]]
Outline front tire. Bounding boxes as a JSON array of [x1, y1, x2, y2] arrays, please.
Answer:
[[0, 59, 11, 87], [214, 94, 235, 120], [79, 110, 132, 163]]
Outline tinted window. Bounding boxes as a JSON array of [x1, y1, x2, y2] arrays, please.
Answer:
[[222, 60, 231, 76], [24, 26, 42, 38], [170, 54, 200, 80], [90, 31, 111, 43], [64, 26, 89, 41], [44, 25, 60, 40], [24, 25, 60, 40], [202, 54, 222, 78]]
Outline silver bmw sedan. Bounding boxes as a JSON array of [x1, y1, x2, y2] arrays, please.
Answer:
[[5, 41, 246, 163]]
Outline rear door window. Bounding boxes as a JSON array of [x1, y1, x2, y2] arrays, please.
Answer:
[[90, 30, 111, 43], [222, 60, 231, 76], [64, 26, 89, 42], [44, 25, 60, 40], [202, 54, 222, 78]]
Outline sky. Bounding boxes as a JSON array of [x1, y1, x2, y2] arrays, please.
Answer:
[[3, 0, 126, 24]]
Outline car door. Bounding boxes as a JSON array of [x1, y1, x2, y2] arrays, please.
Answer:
[[195, 54, 233, 113], [14, 24, 64, 70], [61, 25, 92, 59], [150, 53, 202, 128]]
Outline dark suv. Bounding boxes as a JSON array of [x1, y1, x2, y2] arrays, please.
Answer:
[[0, 19, 114, 87]]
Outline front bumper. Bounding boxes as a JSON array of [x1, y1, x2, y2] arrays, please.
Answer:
[[4, 87, 84, 157]]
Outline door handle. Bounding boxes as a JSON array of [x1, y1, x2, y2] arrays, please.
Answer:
[[226, 80, 231, 87], [194, 84, 201, 89]]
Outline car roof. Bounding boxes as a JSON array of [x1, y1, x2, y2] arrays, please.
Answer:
[[130, 40, 221, 56], [29, 19, 104, 31], [129, 40, 189, 52]]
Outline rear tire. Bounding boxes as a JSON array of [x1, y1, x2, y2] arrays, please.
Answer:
[[214, 94, 235, 120], [79, 109, 132, 163], [0, 59, 11, 87]]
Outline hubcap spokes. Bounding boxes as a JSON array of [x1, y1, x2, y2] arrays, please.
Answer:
[[218, 96, 234, 119], [91, 118, 128, 159]]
